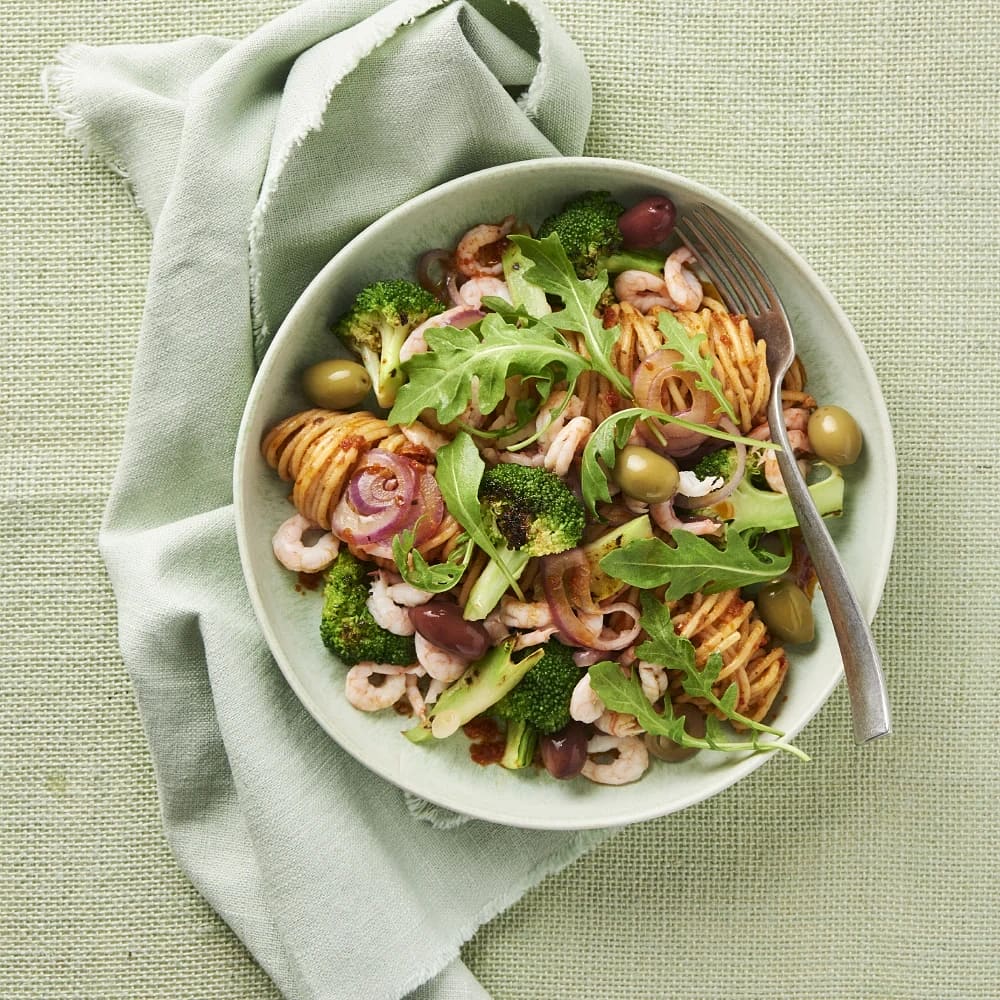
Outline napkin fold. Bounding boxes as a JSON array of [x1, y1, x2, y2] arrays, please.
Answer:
[[43, 2, 610, 998]]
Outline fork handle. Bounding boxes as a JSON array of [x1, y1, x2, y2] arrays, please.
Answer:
[[767, 396, 892, 744]]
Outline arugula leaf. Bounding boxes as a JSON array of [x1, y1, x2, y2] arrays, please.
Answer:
[[389, 313, 589, 426], [579, 406, 776, 518], [599, 528, 792, 599], [508, 234, 633, 399], [657, 311, 738, 423], [392, 528, 474, 593], [587, 594, 808, 759], [432, 432, 523, 596]]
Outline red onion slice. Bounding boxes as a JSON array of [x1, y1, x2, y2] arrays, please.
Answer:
[[332, 451, 439, 547], [631, 349, 716, 457], [541, 551, 642, 651], [346, 450, 416, 516]]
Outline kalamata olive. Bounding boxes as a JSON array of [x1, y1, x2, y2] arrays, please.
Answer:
[[807, 405, 863, 466], [408, 601, 490, 660], [612, 445, 680, 504], [540, 722, 589, 780], [302, 359, 371, 409], [756, 579, 815, 645], [644, 703, 707, 762], [617, 195, 677, 249]]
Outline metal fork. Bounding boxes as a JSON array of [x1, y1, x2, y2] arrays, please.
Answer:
[[676, 205, 891, 745]]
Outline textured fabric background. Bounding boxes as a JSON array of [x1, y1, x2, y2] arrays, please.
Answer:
[[2, 1, 997, 998]]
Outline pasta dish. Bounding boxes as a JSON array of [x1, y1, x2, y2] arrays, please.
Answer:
[[258, 191, 863, 784]]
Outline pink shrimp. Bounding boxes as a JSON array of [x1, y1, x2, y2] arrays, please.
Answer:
[[663, 247, 704, 311], [764, 429, 811, 493], [455, 216, 516, 277], [614, 269, 677, 313]]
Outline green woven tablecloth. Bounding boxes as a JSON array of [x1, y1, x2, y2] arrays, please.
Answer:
[[3, 1, 998, 997]]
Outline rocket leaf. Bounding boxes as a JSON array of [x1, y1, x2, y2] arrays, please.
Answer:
[[598, 528, 791, 600]]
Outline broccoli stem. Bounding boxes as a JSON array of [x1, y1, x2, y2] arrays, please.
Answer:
[[502, 243, 551, 317], [582, 514, 653, 601], [404, 639, 544, 743], [462, 544, 531, 621], [598, 248, 668, 276], [705, 463, 845, 534], [500, 718, 538, 770]]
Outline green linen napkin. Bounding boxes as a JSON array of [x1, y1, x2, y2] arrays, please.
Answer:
[[42, 2, 608, 997]]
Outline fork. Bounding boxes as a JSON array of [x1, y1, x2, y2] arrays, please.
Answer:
[[675, 205, 891, 745]]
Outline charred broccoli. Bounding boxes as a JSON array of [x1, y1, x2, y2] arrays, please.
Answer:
[[332, 279, 443, 407], [319, 549, 415, 666], [463, 464, 586, 621]]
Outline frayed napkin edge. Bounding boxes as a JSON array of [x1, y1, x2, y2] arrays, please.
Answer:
[[40, 45, 151, 221], [247, 0, 452, 362], [247, 0, 559, 362]]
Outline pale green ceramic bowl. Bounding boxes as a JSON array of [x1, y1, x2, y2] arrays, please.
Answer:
[[234, 157, 896, 830]]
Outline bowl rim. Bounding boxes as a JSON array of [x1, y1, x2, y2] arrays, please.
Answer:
[[234, 155, 897, 830]]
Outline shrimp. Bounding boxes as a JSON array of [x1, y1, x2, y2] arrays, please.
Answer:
[[581, 734, 649, 785], [344, 663, 409, 712], [570, 673, 605, 724], [763, 429, 811, 494], [401, 421, 450, 453], [594, 710, 644, 737], [637, 660, 669, 704], [535, 390, 583, 445], [366, 572, 415, 636], [415, 632, 468, 682], [457, 276, 511, 309], [663, 247, 704, 311], [513, 626, 558, 651], [386, 581, 434, 607], [498, 599, 554, 630], [614, 269, 677, 314], [748, 407, 811, 441], [455, 216, 516, 277], [543, 415, 592, 476], [271, 513, 339, 573], [405, 673, 427, 719]]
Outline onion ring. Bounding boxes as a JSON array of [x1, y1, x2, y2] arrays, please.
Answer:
[[631, 349, 717, 457]]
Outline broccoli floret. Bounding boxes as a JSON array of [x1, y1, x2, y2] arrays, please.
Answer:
[[463, 464, 586, 621], [404, 638, 544, 744], [537, 191, 624, 278], [319, 549, 415, 667], [692, 449, 845, 533], [693, 446, 740, 482], [332, 279, 443, 408], [495, 639, 579, 734]]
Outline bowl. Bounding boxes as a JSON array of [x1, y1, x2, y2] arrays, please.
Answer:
[[233, 157, 896, 830]]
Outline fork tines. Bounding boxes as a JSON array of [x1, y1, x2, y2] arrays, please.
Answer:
[[675, 205, 778, 317]]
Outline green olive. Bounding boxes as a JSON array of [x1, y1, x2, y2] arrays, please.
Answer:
[[756, 579, 815, 645], [807, 405, 863, 466], [302, 359, 371, 409], [644, 704, 707, 762], [612, 445, 679, 504]]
